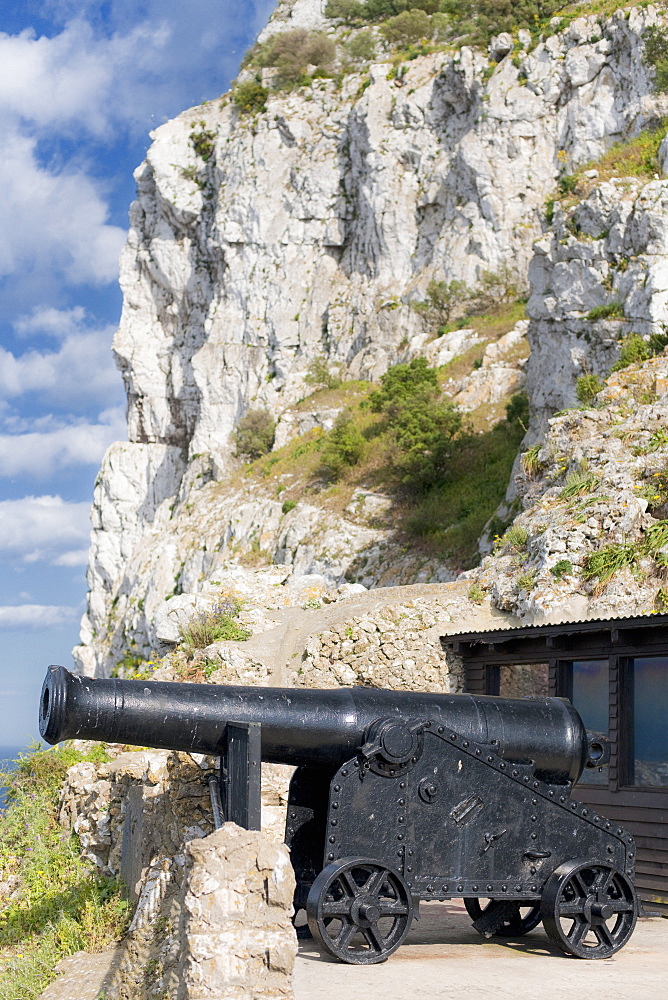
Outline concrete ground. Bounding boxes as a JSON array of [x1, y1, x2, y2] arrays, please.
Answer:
[[293, 900, 667, 1000]]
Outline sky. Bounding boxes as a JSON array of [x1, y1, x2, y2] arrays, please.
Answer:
[[0, 0, 277, 747]]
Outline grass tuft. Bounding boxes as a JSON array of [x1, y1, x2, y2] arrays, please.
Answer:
[[178, 596, 251, 651], [583, 519, 668, 586], [559, 470, 600, 499]]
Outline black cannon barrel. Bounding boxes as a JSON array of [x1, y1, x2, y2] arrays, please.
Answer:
[[40, 665, 589, 782]]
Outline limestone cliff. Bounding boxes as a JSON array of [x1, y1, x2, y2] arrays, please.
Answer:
[[75, 2, 668, 676]]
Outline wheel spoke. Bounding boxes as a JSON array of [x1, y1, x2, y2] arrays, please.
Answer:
[[341, 871, 361, 899], [567, 917, 588, 948], [559, 901, 586, 916], [607, 900, 635, 914], [363, 923, 386, 954], [363, 868, 388, 897], [322, 900, 353, 916], [334, 919, 357, 952], [379, 901, 408, 916], [571, 874, 590, 900], [594, 921, 615, 949], [594, 868, 614, 896]]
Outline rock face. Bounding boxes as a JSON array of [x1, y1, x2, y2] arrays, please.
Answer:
[[76, 3, 668, 676], [472, 351, 668, 621], [527, 178, 668, 431]]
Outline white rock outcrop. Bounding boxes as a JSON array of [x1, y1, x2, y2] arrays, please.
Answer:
[[527, 177, 668, 429], [75, 4, 668, 675]]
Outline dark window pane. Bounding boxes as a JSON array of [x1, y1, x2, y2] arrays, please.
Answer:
[[499, 663, 549, 699], [571, 660, 608, 786], [632, 657, 668, 787]]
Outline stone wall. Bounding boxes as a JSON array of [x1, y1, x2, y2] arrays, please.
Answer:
[[179, 826, 296, 1000], [59, 747, 296, 1000], [293, 599, 467, 691]]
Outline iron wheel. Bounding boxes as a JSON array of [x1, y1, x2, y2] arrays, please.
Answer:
[[540, 858, 637, 959], [306, 857, 414, 964]]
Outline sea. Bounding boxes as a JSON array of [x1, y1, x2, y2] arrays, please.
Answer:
[[0, 747, 24, 813]]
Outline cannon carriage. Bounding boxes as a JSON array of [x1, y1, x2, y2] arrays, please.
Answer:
[[39, 665, 638, 965]]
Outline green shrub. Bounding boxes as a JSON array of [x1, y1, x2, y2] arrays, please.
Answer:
[[251, 29, 336, 87], [586, 302, 624, 321], [0, 745, 130, 999], [611, 333, 652, 371], [369, 356, 439, 414], [474, 265, 520, 311], [320, 413, 367, 477], [234, 409, 276, 460], [232, 80, 269, 114], [406, 416, 524, 567], [368, 358, 462, 489], [517, 569, 536, 591], [380, 9, 432, 44], [179, 597, 251, 651], [505, 392, 529, 429], [327, 0, 563, 47], [282, 499, 297, 513], [327, 0, 439, 22], [346, 29, 378, 60], [550, 559, 573, 579], [326, 0, 366, 20], [467, 582, 485, 603], [190, 122, 216, 162], [576, 373, 604, 404], [305, 355, 342, 391], [558, 174, 577, 195], [424, 278, 470, 325], [644, 26, 668, 93], [389, 393, 463, 489], [545, 197, 556, 224], [583, 519, 668, 586], [611, 332, 668, 373]]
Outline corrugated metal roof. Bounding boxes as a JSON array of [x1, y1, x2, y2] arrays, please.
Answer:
[[440, 610, 668, 645]]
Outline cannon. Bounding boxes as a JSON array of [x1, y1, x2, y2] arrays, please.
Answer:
[[39, 665, 638, 964]]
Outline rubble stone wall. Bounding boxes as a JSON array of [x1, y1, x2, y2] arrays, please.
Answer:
[[59, 748, 295, 1000]]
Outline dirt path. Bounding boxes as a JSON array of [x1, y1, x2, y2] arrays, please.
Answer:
[[240, 580, 512, 684]]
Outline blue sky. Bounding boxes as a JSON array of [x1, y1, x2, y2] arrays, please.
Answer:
[[0, 0, 276, 746]]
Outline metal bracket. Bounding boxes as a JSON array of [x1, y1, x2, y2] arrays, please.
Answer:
[[219, 721, 262, 830]]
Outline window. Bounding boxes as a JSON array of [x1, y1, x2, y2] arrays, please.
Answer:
[[630, 656, 668, 787], [571, 660, 609, 786]]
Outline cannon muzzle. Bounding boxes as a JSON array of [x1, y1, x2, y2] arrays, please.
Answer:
[[40, 665, 592, 782]]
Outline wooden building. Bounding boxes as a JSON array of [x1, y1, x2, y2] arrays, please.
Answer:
[[440, 613, 668, 914]]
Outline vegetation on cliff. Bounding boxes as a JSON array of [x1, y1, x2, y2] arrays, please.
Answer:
[[240, 321, 527, 571], [0, 745, 129, 1000]]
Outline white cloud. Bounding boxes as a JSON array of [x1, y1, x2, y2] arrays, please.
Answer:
[[0, 3, 277, 138], [14, 306, 87, 339], [0, 407, 126, 477], [0, 604, 78, 628], [53, 549, 89, 567], [0, 312, 122, 409], [0, 129, 126, 285], [0, 495, 90, 565], [0, 2, 277, 292]]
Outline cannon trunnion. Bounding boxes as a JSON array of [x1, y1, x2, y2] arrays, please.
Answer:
[[39, 666, 638, 965]]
